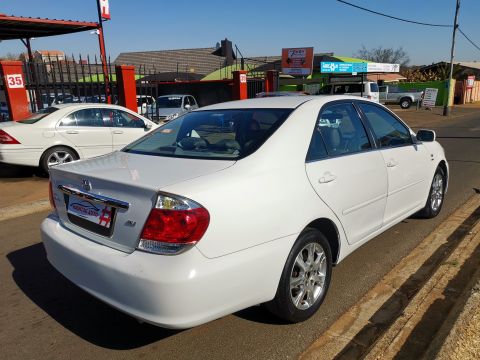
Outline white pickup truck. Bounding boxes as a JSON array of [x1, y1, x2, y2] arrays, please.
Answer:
[[379, 85, 423, 109]]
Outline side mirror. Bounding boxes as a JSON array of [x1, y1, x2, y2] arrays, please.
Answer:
[[144, 122, 153, 130], [416, 129, 436, 142], [184, 104, 191, 110]]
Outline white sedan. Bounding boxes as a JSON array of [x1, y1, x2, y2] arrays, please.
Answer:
[[41, 96, 448, 328], [0, 103, 156, 173]]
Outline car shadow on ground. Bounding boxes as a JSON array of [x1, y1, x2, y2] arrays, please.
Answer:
[[7, 243, 179, 349], [0, 163, 45, 178]]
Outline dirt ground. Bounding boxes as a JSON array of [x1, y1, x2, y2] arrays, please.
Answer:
[[437, 280, 480, 360]]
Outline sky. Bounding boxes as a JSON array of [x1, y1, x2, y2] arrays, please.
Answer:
[[1, 0, 479, 66]]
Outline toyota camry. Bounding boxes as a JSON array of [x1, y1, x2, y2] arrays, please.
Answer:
[[41, 96, 448, 329]]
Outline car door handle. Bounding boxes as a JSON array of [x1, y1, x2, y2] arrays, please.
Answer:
[[66, 130, 79, 134], [318, 172, 337, 184], [386, 159, 399, 167], [113, 130, 123, 134]]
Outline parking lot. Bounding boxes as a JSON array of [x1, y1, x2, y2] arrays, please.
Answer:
[[1, 107, 479, 359]]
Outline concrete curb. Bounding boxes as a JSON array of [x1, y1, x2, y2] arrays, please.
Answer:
[[0, 199, 50, 222]]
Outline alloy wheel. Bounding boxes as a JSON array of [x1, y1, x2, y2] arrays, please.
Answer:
[[290, 242, 327, 310], [430, 172, 444, 212], [47, 151, 74, 167]]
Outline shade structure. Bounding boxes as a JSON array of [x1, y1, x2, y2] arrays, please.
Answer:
[[0, 14, 99, 40]]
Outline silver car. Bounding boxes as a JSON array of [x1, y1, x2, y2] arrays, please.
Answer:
[[150, 94, 199, 123]]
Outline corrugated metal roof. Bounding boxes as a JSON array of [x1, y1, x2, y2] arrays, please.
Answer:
[[114, 47, 226, 76], [0, 14, 98, 40]]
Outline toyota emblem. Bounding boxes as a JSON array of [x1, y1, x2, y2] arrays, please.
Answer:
[[81, 179, 92, 192]]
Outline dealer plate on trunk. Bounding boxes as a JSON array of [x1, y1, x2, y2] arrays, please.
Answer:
[[67, 196, 113, 229]]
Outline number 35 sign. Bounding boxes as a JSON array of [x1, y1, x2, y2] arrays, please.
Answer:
[[6, 74, 24, 89]]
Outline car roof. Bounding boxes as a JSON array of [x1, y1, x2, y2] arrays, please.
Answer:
[[157, 94, 189, 98], [200, 95, 369, 110], [50, 103, 129, 110], [201, 96, 316, 110]]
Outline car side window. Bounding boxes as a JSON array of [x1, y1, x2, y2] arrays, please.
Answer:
[[103, 109, 145, 128], [60, 109, 104, 127], [189, 96, 197, 106], [358, 103, 412, 147], [307, 103, 371, 160]]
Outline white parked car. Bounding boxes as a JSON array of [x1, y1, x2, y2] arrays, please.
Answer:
[[0, 104, 157, 173], [41, 96, 448, 329]]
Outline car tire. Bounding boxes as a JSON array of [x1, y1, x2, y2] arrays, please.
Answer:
[[265, 228, 332, 323], [40, 146, 78, 174], [417, 166, 446, 219], [400, 97, 412, 109]]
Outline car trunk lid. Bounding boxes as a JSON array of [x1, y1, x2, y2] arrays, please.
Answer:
[[49, 151, 234, 253]]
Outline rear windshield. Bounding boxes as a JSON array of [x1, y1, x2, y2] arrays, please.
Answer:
[[17, 107, 59, 124], [123, 108, 293, 160], [157, 96, 183, 108]]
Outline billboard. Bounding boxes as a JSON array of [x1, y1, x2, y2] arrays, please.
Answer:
[[281, 47, 314, 76], [321, 62, 400, 73], [321, 62, 367, 73]]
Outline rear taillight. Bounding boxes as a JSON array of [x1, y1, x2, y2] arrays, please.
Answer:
[[0, 130, 20, 144], [48, 181, 57, 211], [139, 193, 210, 255]]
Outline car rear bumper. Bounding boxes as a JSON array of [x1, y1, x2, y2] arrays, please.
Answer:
[[0, 145, 42, 167], [41, 214, 293, 329]]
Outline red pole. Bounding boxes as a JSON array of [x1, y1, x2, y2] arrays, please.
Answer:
[[96, 0, 111, 104], [232, 70, 248, 100], [115, 65, 137, 112], [0, 61, 31, 121]]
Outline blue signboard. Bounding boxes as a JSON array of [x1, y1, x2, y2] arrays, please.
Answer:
[[321, 62, 367, 73]]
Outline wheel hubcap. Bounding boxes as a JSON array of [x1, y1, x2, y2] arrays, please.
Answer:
[[290, 242, 327, 310], [47, 151, 73, 167], [430, 173, 444, 212]]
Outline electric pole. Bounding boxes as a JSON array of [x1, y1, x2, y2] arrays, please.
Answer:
[[443, 0, 460, 116]]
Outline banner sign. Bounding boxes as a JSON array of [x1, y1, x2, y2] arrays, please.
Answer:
[[422, 88, 438, 108], [367, 63, 400, 73], [99, 0, 110, 20], [467, 75, 475, 89], [281, 47, 314, 75], [321, 62, 400, 73], [321, 62, 367, 73]]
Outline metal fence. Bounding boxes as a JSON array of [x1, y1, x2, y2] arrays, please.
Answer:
[[1, 55, 272, 121], [247, 78, 265, 98], [21, 55, 117, 113]]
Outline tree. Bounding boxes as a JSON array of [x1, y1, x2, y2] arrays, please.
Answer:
[[354, 46, 410, 66], [0, 52, 20, 61]]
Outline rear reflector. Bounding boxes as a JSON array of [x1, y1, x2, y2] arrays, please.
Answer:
[[139, 193, 210, 255], [0, 130, 20, 144], [48, 181, 57, 211]]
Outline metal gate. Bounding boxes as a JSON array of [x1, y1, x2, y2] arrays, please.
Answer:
[[21, 55, 117, 113], [247, 78, 265, 98]]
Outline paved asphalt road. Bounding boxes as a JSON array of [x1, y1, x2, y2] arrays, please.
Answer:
[[1, 112, 479, 360]]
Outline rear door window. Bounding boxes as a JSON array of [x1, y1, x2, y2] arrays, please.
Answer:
[[104, 109, 145, 128]]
